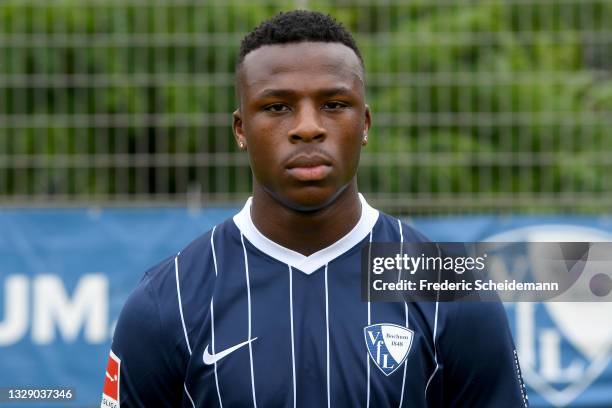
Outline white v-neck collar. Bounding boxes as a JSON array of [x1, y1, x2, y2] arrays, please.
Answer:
[[233, 193, 379, 274]]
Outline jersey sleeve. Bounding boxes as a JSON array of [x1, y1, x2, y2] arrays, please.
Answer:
[[440, 301, 529, 407], [101, 259, 187, 408]]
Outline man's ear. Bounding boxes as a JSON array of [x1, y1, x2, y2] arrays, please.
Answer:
[[362, 104, 372, 146], [232, 109, 247, 150]]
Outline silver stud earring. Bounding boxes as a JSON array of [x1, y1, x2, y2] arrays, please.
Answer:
[[239, 141, 245, 149], [362, 134, 368, 144]]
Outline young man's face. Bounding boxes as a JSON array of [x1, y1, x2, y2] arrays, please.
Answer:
[[233, 42, 371, 211]]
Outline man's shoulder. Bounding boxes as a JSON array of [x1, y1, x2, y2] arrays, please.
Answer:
[[436, 296, 513, 359], [375, 211, 431, 243], [117, 217, 241, 340], [130, 217, 237, 303], [144, 217, 237, 278]]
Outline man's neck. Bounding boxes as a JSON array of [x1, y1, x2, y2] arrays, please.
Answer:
[[250, 183, 362, 256]]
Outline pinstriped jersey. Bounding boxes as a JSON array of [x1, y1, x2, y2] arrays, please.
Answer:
[[102, 195, 528, 407]]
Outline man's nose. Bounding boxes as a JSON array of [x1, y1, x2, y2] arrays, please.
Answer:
[[288, 104, 326, 143]]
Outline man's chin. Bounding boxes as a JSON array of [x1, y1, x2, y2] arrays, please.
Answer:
[[272, 186, 347, 213]]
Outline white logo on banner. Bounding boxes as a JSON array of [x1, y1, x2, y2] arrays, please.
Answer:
[[486, 225, 612, 407], [0, 274, 109, 345]]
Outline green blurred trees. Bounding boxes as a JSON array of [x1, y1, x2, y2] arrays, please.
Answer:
[[0, 0, 610, 212], [353, 1, 612, 208]]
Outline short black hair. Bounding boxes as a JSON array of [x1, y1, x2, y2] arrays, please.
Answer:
[[238, 10, 363, 67]]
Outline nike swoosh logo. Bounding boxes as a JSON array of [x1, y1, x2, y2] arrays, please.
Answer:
[[203, 337, 258, 365]]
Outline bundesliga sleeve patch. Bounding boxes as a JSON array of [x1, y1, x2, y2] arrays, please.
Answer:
[[101, 350, 121, 408]]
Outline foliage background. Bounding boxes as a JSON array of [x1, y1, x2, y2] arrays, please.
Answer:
[[1, 0, 611, 214]]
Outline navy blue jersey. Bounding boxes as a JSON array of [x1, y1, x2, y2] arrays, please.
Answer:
[[101, 195, 528, 407]]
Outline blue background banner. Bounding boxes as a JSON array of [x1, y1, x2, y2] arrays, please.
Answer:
[[1, 209, 610, 407]]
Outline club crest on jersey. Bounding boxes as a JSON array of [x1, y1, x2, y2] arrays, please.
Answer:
[[364, 323, 414, 376]]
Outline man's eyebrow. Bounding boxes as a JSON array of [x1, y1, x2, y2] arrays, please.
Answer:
[[255, 89, 297, 99], [255, 87, 355, 99], [318, 87, 354, 97]]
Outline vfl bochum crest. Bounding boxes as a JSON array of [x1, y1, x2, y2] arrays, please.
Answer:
[[364, 323, 414, 376]]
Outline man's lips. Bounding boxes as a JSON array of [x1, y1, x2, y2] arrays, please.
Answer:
[[285, 153, 333, 182], [286, 165, 332, 181]]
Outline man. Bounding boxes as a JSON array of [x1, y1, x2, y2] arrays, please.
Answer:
[[102, 10, 528, 407]]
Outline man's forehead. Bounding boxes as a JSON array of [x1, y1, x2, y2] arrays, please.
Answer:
[[238, 42, 364, 91]]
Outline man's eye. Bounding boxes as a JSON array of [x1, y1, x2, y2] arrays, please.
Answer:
[[264, 104, 290, 112], [323, 101, 347, 110]]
